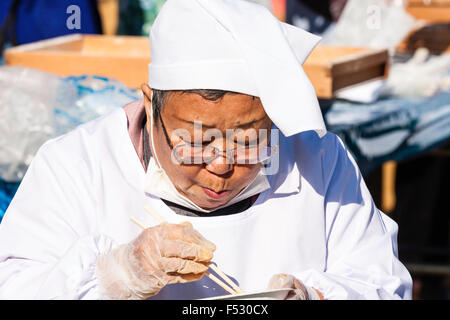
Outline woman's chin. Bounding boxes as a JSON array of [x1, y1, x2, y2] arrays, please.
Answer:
[[195, 198, 230, 210]]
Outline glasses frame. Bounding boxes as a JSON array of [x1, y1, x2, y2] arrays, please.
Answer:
[[158, 112, 279, 165]]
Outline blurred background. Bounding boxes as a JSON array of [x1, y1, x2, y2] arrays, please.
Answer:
[[0, 0, 449, 300]]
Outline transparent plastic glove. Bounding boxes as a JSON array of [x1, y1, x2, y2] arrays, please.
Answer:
[[96, 221, 216, 300], [268, 273, 322, 300]]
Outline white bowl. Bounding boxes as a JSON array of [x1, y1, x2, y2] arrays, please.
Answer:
[[200, 288, 293, 300]]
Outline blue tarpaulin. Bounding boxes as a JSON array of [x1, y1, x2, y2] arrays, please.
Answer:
[[0, 180, 19, 220], [325, 89, 450, 175]]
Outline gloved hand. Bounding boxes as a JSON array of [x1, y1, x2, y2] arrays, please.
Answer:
[[268, 274, 323, 300], [96, 221, 216, 299]]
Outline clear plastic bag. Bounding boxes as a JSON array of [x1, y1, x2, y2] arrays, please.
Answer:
[[321, 0, 417, 54], [0, 66, 74, 182], [0, 66, 141, 182], [381, 49, 450, 98]]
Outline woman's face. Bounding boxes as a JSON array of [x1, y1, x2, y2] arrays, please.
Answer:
[[142, 85, 272, 210]]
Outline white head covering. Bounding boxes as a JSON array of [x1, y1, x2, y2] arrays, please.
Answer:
[[148, 0, 327, 138]]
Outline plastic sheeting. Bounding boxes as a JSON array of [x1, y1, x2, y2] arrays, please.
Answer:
[[321, 0, 417, 54], [0, 67, 66, 182], [381, 49, 450, 99]]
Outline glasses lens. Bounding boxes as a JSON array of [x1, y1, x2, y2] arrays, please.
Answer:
[[173, 143, 278, 165], [233, 146, 257, 164], [173, 144, 203, 164]]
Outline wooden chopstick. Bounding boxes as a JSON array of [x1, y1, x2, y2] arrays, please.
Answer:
[[144, 205, 165, 224], [129, 216, 148, 230], [130, 215, 239, 295], [205, 272, 237, 296], [209, 264, 244, 294]]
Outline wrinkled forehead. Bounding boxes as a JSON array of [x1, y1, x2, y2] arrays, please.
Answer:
[[161, 91, 271, 131]]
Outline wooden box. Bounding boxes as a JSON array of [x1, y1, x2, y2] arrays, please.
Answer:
[[303, 46, 389, 99], [405, 0, 450, 23], [4, 34, 388, 98], [4, 34, 151, 89], [398, 1, 450, 54], [397, 23, 450, 54]]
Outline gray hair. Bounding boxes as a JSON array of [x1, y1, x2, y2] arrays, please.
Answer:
[[151, 89, 250, 120]]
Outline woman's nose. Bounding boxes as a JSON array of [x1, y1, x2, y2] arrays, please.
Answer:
[[205, 155, 233, 175]]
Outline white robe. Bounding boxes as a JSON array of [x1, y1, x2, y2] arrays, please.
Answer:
[[0, 107, 412, 299]]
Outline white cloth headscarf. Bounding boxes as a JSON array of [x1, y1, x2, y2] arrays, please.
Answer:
[[148, 0, 327, 138]]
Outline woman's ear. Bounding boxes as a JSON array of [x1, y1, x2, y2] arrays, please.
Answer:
[[141, 83, 153, 124]]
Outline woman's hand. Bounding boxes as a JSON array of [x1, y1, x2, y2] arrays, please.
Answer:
[[96, 221, 216, 299]]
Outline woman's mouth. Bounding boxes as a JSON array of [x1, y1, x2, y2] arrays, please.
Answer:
[[202, 187, 230, 199]]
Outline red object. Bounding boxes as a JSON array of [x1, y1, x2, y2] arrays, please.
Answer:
[[271, 0, 286, 21]]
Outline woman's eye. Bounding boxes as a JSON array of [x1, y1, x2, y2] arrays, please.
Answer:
[[236, 140, 258, 147], [189, 141, 210, 147]]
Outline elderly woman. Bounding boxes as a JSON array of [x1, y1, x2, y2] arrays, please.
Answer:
[[0, 0, 412, 300]]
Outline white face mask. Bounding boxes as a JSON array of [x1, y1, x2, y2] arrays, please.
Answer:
[[143, 94, 271, 213]]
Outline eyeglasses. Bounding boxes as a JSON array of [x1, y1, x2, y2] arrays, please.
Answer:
[[158, 113, 279, 165]]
